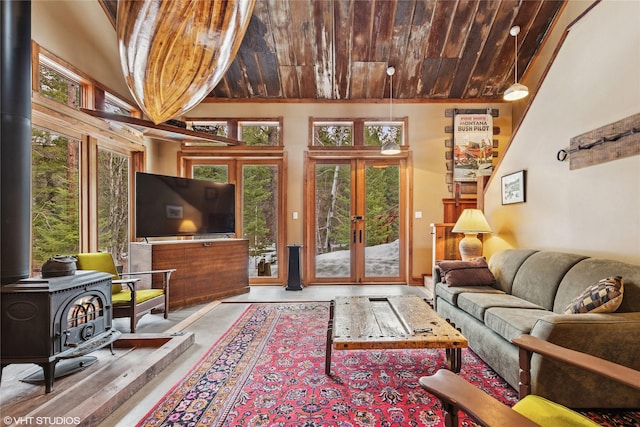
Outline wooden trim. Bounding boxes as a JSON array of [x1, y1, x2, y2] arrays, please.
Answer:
[[199, 97, 510, 104], [32, 92, 144, 146], [87, 136, 100, 252]]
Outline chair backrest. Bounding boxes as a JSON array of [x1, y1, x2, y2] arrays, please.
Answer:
[[76, 252, 122, 293]]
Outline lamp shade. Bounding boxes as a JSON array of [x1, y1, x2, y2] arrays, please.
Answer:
[[503, 82, 529, 101], [381, 139, 401, 155], [178, 219, 198, 234], [452, 209, 492, 234]]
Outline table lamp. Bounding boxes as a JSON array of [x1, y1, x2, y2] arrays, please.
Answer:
[[451, 209, 492, 260]]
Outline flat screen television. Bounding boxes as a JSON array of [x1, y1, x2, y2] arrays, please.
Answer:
[[135, 172, 235, 238]]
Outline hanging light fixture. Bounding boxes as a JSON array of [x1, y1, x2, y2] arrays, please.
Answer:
[[503, 25, 529, 101], [381, 65, 401, 155]]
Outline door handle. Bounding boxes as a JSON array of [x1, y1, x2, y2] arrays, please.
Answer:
[[359, 230, 362, 243]]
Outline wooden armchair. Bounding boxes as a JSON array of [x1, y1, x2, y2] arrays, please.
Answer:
[[419, 335, 640, 427], [75, 252, 175, 333]]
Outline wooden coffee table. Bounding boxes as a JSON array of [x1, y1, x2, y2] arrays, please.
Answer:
[[325, 295, 468, 375]]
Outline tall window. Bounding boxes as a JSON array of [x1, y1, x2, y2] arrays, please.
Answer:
[[242, 164, 279, 277], [31, 128, 80, 274], [97, 148, 130, 270], [32, 46, 144, 275], [184, 118, 284, 281]]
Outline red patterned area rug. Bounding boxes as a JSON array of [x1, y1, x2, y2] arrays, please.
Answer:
[[137, 303, 639, 427]]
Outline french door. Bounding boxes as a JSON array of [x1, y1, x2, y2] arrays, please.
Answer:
[[306, 156, 407, 284]]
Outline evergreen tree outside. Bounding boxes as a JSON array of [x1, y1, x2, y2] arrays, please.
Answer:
[[97, 148, 129, 269], [193, 165, 228, 183], [31, 129, 80, 273], [240, 124, 279, 146], [243, 165, 277, 262]]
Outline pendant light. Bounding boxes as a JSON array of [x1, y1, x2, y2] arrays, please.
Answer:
[[503, 25, 529, 101], [381, 65, 401, 155]]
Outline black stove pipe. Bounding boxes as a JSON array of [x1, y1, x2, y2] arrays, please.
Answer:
[[1, 0, 32, 284]]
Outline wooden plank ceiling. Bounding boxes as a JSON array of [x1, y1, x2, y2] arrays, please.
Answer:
[[100, 0, 564, 101]]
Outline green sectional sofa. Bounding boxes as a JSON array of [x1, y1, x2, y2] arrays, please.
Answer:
[[434, 249, 640, 409]]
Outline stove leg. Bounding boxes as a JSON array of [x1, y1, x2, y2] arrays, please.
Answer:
[[41, 360, 57, 393]]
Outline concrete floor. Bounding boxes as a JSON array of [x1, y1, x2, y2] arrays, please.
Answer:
[[99, 284, 430, 427]]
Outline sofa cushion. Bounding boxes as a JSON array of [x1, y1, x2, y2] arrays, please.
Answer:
[[485, 307, 553, 342], [457, 293, 545, 322], [488, 249, 538, 293], [511, 251, 588, 311], [564, 276, 624, 314], [436, 257, 496, 287], [554, 258, 640, 314], [434, 282, 504, 307]]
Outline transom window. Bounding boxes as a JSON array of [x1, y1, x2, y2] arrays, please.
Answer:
[[38, 61, 81, 109], [311, 119, 405, 149]]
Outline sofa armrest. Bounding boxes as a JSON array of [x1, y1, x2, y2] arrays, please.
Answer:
[[512, 335, 640, 398], [433, 265, 442, 284], [531, 312, 640, 359], [530, 313, 640, 365], [527, 312, 640, 407]]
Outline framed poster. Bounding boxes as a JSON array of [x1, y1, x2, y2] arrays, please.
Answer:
[[501, 170, 526, 204], [454, 113, 493, 182]]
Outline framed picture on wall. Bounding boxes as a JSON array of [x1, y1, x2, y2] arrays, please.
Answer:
[[501, 170, 526, 204]]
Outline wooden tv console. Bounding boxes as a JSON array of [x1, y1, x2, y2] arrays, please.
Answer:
[[130, 239, 249, 309]]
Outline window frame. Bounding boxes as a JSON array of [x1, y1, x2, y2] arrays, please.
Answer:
[[180, 117, 287, 284], [31, 43, 145, 268], [309, 117, 408, 150]]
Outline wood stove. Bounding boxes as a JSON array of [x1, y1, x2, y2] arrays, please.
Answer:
[[1, 270, 121, 392]]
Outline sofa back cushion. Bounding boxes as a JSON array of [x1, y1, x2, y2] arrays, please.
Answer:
[[488, 249, 538, 293], [553, 258, 640, 313], [510, 251, 587, 310]]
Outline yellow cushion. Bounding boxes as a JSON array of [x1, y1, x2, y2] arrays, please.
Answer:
[[513, 395, 600, 427], [75, 252, 123, 293], [112, 289, 164, 305]]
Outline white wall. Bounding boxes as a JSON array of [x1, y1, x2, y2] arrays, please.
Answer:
[[484, 0, 640, 264], [32, 0, 132, 103]]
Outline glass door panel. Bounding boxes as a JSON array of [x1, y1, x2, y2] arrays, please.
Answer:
[[314, 162, 352, 279], [364, 163, 400, 278], [309, 158, 404, 283], [242, 164, 279, 278]]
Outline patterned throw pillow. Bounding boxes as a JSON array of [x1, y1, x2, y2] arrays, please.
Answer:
[[436, 257, 496, 287], [564, 276, 624, 314]]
